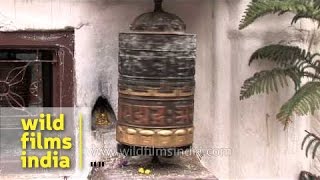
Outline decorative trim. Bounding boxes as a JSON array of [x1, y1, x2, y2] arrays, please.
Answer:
[[118, 99, 194, 127], [116, 125, 193, 148], [119, 88, 193, 97]]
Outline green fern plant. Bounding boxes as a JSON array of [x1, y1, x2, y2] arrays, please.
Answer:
[[302, 130, 320, 159], [240, 0, 320, 129]]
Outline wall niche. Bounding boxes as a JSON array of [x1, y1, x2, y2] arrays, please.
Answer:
[[91, 96, 116, 133]]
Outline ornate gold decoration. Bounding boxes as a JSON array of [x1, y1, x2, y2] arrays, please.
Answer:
[[116, 125, 193, 148]]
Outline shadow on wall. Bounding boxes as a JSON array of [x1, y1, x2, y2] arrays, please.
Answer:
[[91, 96, 116, 133]]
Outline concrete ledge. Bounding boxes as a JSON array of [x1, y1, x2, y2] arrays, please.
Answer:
[[88, 155, 218, 180]]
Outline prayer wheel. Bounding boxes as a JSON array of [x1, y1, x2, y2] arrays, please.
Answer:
[[116, 0, 196, 155]]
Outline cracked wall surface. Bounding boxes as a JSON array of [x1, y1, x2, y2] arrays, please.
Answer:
[[0, 0, 317, 179]]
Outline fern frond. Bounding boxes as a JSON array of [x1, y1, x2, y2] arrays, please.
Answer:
[[291, 13, 319, 24], [312, 141, 320, 158], [302, 132, 314, 149], [306, 138, 318, 157], [302, 130, 320, 159], [277, 82, 320, 128], [249, 44, 312, 68], [240, 0, 320, 29], [292, 0, 320, 25], [240, 68, 302, 100]]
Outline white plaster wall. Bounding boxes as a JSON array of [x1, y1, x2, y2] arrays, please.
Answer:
[[220, 0, 310, 178], [0, 0, 317, 179]]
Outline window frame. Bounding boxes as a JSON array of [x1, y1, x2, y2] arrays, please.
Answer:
[[0, 29, 75, 107]]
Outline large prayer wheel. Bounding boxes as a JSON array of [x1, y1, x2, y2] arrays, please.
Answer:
[[116, 0, 196, 155]]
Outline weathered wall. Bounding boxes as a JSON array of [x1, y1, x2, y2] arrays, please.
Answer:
[[214, 0, 311, 179], [0, 0, 316, 179]]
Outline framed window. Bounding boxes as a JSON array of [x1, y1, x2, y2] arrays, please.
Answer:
[[0, 48, 55, 107], [0, 30, 75, 107], [0, 30, 75, 174]]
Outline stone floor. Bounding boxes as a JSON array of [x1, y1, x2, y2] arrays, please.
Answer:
[[88, 155, 218, 180], [88, 130, 218, 180]]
